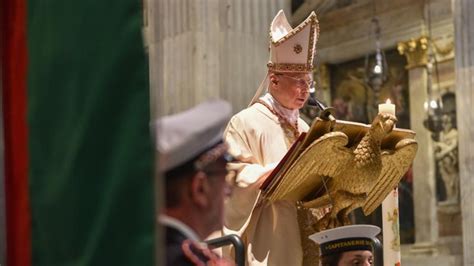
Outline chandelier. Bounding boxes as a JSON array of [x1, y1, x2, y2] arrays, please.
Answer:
[[365, 17, 389, 93], [364, 6, 389, 120], [422, 0, 443, 134]]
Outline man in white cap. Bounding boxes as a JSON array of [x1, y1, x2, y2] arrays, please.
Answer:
[[309, 225, 381, 266], [157, 99, 235, 266], [223, 10, 320, 266]]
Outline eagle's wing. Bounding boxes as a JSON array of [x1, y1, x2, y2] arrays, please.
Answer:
[[268, 131, 354, 202], [362, 138, 418, 215]]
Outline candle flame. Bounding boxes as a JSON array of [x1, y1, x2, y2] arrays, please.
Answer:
[[385, 99, 392, 104]]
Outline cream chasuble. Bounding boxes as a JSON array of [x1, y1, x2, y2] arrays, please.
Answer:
[[223, 101, 309, 266]]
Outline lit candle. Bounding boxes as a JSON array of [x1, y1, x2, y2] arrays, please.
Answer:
[[379, 99, 401, 265], [378, 98, 396, 116]]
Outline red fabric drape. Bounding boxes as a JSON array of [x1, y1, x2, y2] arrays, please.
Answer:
[[1, 0, 31, 264]]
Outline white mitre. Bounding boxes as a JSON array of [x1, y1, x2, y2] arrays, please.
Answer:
[[268, 10, 319, 73], [250, 10, 319, 105]]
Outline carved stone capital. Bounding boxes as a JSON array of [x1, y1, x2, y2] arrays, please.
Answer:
[[397, 36, 429, 69], [398, 36, 455, 69]]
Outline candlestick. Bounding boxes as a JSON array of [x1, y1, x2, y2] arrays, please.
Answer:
[[382, 188, 401, 266], [379, 99, 401, 265]]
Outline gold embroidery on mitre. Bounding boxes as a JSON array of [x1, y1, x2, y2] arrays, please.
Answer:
[[307, 16, 319, 68], [267, 12, 319, 73], [267, 62, 312, 72], [272, 13, 319, 48]]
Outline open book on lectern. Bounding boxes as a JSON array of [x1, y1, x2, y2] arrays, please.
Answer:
[[260, 117, 416, 203]]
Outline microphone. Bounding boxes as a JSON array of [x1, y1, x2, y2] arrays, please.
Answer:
[[307, 86, 335, 121]]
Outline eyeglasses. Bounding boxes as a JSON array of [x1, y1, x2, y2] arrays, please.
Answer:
[[276, 74, 315, 91]]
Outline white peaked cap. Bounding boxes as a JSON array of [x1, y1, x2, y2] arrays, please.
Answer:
[[156, 99, 232, 172], [268, 10, 319, 73], [309, 225, 381, 256]]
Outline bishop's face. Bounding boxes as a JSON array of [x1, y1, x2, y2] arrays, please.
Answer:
[[269, 72, 312, 110]]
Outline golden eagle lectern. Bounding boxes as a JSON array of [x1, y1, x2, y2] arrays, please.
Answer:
[[262, 112, 418, 230]]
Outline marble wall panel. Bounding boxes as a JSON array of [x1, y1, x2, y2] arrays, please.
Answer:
[[454, 0, 474, 264]]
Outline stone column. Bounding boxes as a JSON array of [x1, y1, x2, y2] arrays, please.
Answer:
[[453, 0, 474, 264], [149, 0, 291, 118], [398, 37, 439, 255]]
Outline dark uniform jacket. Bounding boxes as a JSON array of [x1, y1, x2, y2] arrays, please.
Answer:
[[164, 225, 212, 266]]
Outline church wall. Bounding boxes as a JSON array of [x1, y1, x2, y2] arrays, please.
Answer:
[[294, 0, 460, 265], [148, 0, 291, 118]]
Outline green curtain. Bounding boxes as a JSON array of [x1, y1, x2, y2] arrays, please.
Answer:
[[27, 0, 155, 265]]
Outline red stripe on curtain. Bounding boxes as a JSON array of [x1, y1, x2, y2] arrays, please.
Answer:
[[1, 0, 32, 265]]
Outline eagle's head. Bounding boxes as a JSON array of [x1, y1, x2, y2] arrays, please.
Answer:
[[370, 113, 398, 139]]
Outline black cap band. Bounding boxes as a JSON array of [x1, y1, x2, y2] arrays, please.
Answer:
[[320, 237, 373, 257]]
